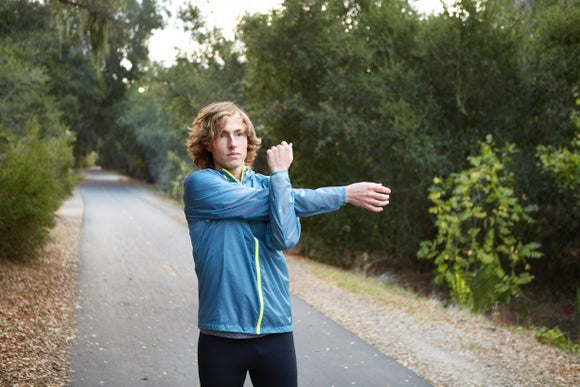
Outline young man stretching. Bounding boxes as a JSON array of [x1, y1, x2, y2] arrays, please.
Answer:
[[183, 101, 391, 387]]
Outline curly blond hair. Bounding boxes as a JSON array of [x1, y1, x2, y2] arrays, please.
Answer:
[[186, 102, 262, 170]]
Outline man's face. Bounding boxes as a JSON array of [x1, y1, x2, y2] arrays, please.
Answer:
[[209, 115, 248, 179]]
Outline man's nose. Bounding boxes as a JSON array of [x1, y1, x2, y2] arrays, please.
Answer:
[[228, 136, 237, 148]]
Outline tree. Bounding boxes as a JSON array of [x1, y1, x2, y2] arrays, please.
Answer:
[[113, 3, 247, 193], [514, 0, 580, 288], [240, 0, 443, 267], [115, 64, 187, 188], [520, 0, 580, 146], [88, 0, 162, 174], [0, 4, 75, 259], [51, 0, 126, 62], [418, 0, 530, 164]]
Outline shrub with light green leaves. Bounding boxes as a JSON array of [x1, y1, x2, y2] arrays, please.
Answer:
[[418, 136, 542, 312], [537, 132, 580, 197]]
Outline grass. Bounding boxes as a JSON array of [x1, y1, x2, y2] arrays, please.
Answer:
[[311, 265, 417, 299]]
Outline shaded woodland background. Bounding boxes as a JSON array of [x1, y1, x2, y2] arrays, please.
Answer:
[[1, 0, 578, 344]]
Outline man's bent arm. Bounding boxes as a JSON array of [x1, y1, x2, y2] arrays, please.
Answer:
[[267, 171, 301, 250]]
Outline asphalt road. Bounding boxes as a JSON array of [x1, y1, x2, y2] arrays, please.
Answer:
[[68, 169, 431, 387]]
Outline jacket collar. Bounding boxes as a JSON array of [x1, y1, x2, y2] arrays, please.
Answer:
[[221, 167, 250, 184]]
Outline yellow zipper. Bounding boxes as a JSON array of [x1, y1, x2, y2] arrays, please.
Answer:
[[254, 237, 264, 334]]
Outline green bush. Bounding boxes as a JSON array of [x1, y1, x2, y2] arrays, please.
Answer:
[[535, 326, 580, 355], [418, 136, 543, 312], [537, 131, 580, 198], [532, 98, 580, 284], [0, 120, 74, 260]]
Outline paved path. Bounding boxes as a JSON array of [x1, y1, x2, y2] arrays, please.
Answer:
[[68, 169, 430, 386]]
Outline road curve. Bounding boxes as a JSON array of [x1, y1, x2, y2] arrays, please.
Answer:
[[68, 169, 431, 387]]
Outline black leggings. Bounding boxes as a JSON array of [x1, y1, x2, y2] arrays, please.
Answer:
[[198, 332, 298, 387]]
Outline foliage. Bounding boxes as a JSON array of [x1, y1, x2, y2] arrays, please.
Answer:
[[88, 0, 163, 175], [42, 26, 106, 165], [114, 9, 247, 195], [115, 69, 187, 184], [537, 131, 580, 196], [535, 326, 580, 355], [165, 22, 247, 121], [1, 0, 164, 173], [0, 27, 60, 139], [0, 121, 75, 260], [51, 0, 157, 64], [419, 0, 529, 159], [530, 96, 580, 286], [520, 0, 580, 142], [51, 0, 118, 61], [418, 136, 542, 312], [0, 0, 161, 170], [163, 150, 190, 201], [0, 6, 76, 261], [240, 0, 443, 266], [536, 94, 580, 198], [3, 0, 579, 298]]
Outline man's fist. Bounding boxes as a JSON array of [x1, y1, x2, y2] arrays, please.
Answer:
[[267, 141, 293, 172]]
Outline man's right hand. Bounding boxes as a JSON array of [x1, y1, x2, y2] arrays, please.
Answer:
[[345, 182, 391, 212], [267, 141, 294, 173]]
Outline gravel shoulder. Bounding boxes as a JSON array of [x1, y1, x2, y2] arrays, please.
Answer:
[[0, 188, 578, 386], [287, 254, 579, 386]]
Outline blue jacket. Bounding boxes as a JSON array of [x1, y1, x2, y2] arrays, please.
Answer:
[[183, 167, 345, 335]]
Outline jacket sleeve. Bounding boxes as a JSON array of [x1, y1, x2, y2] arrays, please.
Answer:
[[267, 171, 301, 251], [184, 169, 345, 223], [292, 186, 346, 217], [183, 171, 269, 221]]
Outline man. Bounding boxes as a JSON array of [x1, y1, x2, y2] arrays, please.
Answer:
[[183, 101, 390, 387]]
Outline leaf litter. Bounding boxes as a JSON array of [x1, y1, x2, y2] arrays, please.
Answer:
[[0, 207, 80, 386]]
